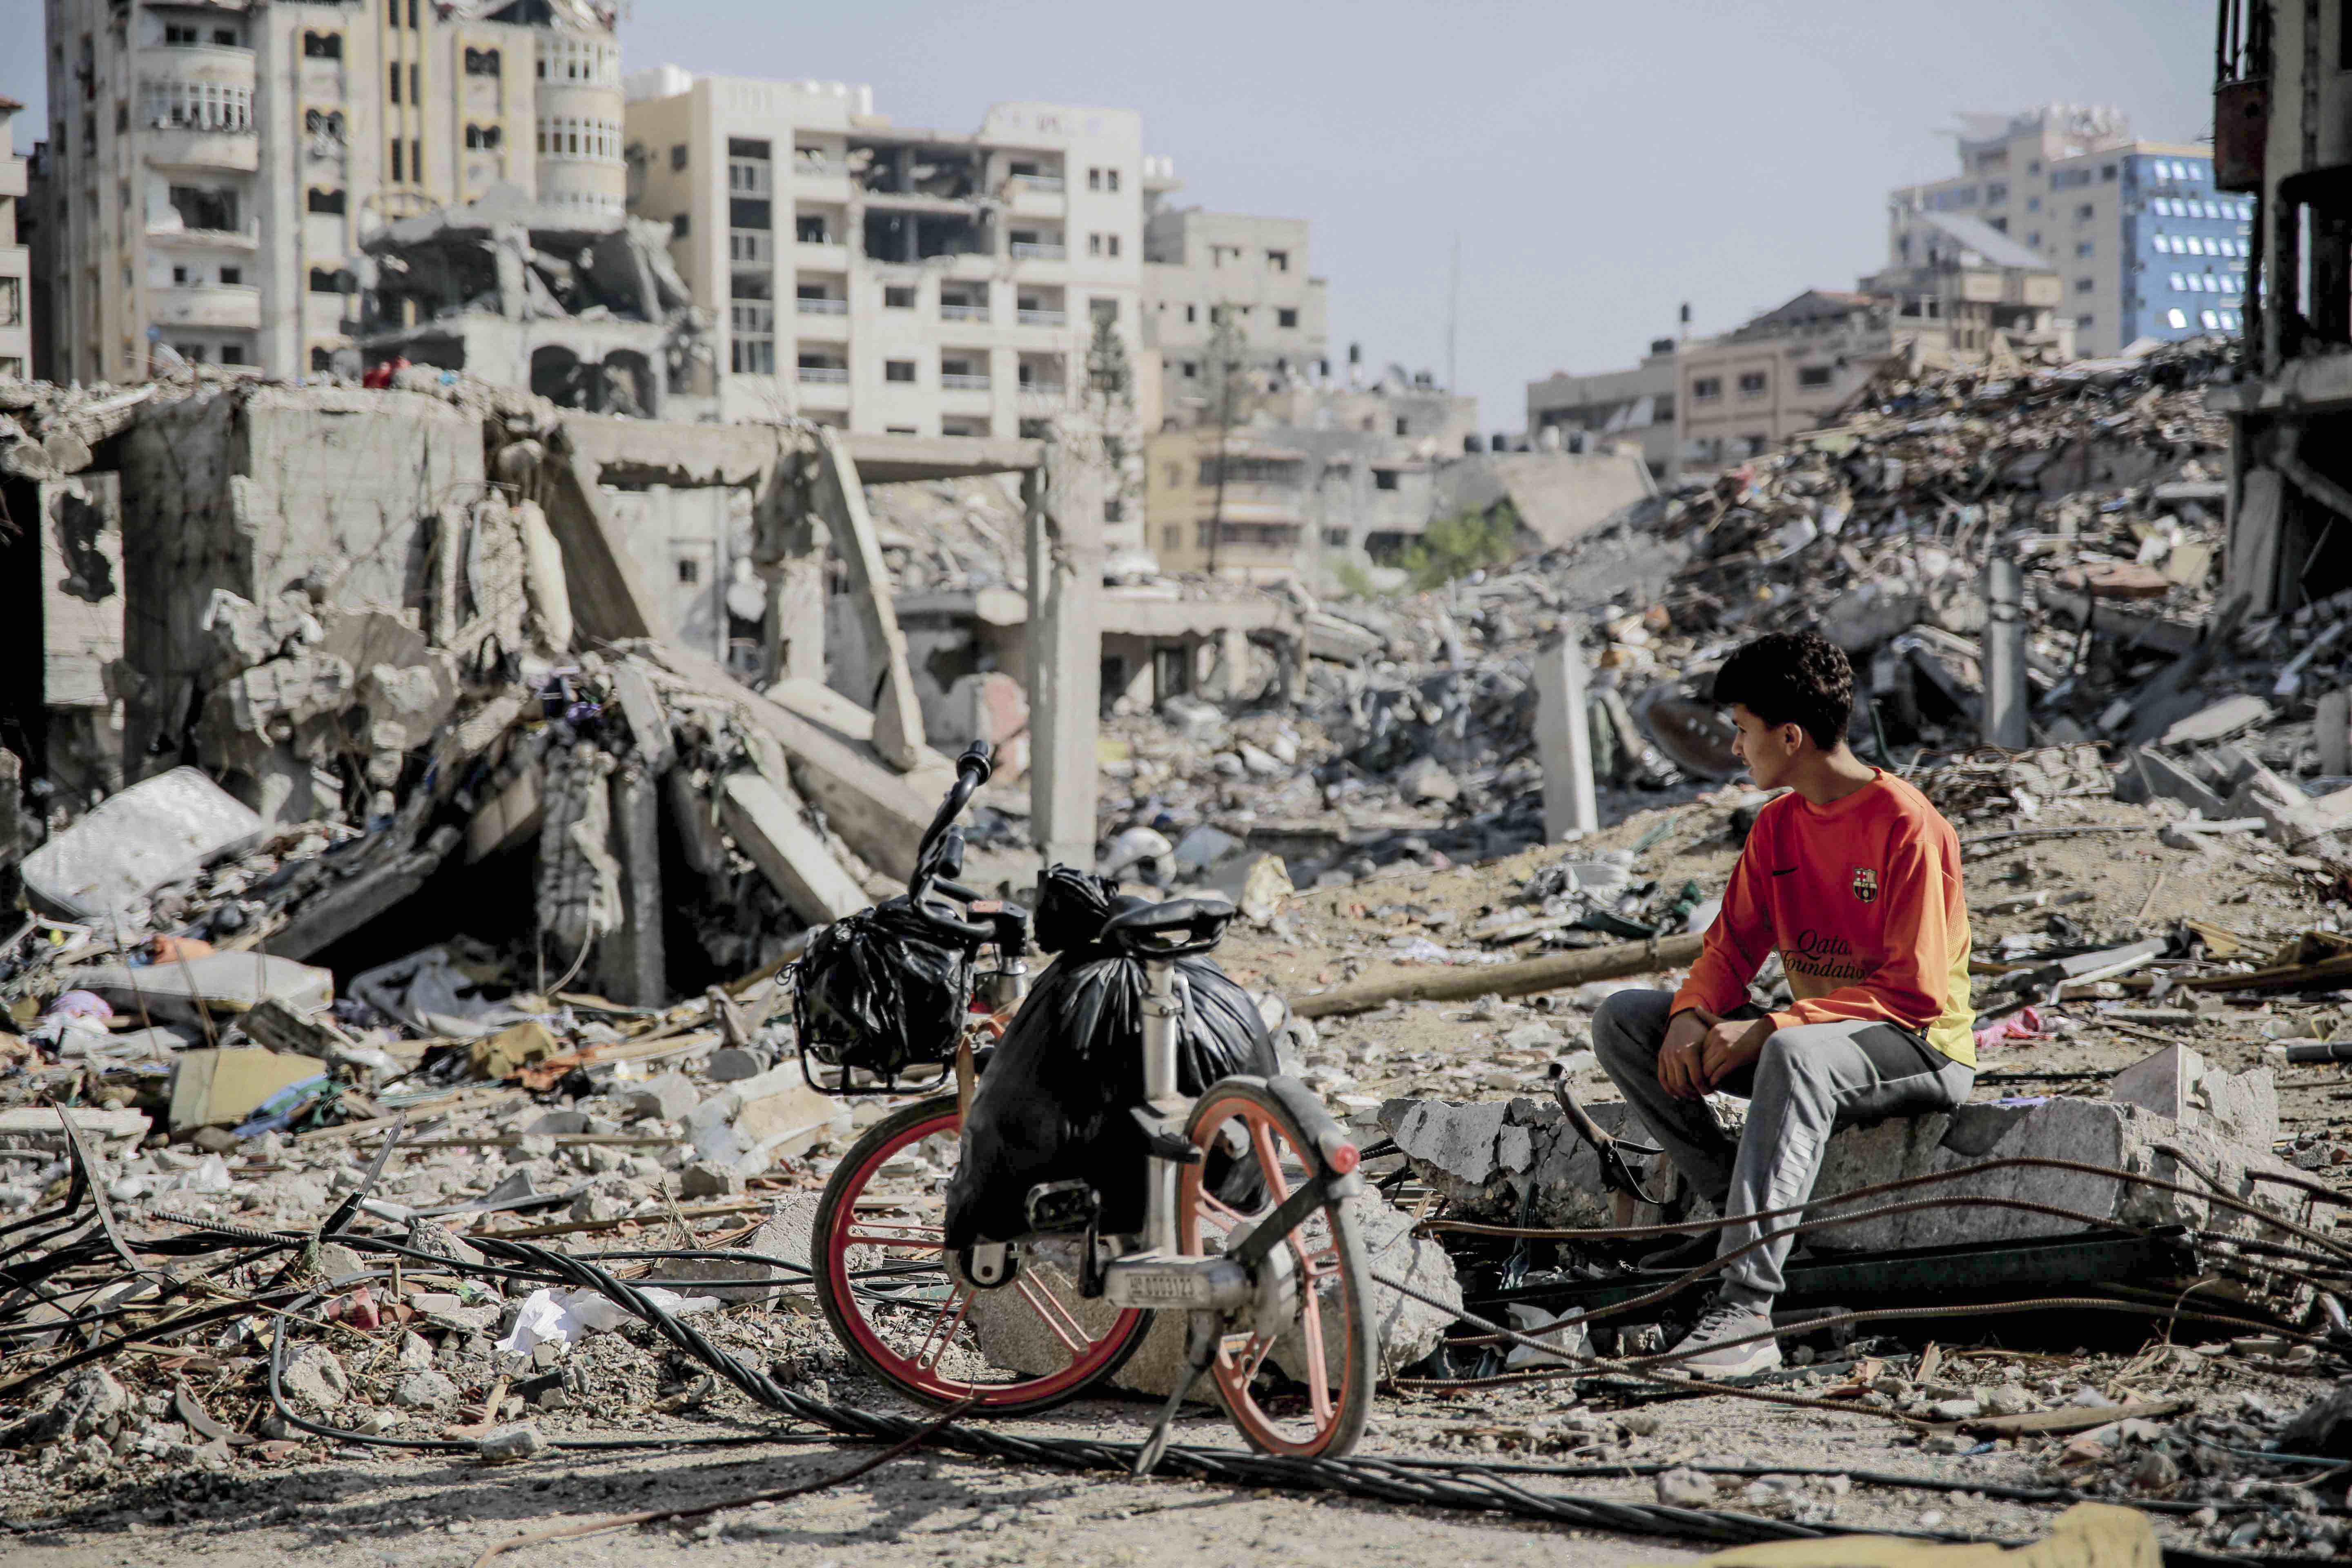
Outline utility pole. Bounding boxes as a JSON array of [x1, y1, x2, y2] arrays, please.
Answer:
[[1445, 233, 1459, 392]]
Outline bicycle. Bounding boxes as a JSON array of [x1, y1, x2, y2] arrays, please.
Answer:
[[801, 742, 1377, 1467]]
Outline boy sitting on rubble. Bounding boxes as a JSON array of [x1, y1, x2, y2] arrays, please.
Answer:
[[1591, 629, 1977, 1377]]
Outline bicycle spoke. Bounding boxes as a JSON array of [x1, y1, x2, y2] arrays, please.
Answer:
[[1012, 1275, 1095, 1358], [1250, 1123, 1290, 1203], [1298, 1282, 1334, 1424], [914, 1285, 974, 1370]]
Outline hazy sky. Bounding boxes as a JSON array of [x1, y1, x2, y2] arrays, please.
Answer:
[[1, 0, 2213, 425]]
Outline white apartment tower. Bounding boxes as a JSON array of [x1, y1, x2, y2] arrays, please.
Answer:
[[623, 69, 1152, 437], [36, 0, 624, 383], [0, 98, 31, 379]]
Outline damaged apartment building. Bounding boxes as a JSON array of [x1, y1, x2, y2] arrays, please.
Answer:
[[33, 0, 631, 382], [2211, 0, 2352, 618], [0, 368, 1125, 1002], [354, 184, 713, 416]]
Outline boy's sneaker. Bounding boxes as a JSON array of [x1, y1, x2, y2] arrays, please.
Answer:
[[1636, 1230, 1720, 1272], [1665, 1299, 1781, 1379]]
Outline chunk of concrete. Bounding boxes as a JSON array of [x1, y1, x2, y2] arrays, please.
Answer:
[[728, 1063, 851, 1163], [1276, 1193, 1462, 1383], [281, 1346, 349, 1410], [1533, 630, 1598, 841], [717, 771, 869, 925], [1377, 1095, 1683, 1228], [72, 952, 335, 1028], [808, 426, 927, 771], [624, 1072, 699, 1125], [2109, 1043, 2278, 1152], [660, 1194, 820, 1305], [21, 766, 265, 919], [2129, 746, 2227, 818]]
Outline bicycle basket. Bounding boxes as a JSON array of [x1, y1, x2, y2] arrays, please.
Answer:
[[790, 897, 973, 1094]]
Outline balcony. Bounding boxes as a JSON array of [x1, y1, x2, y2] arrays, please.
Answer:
[[940, 302, 988, 321], [795, 296, 846, 314], [728, 229, 773, 266], [1008, 172, 1064, 192], [150, 218, 260, 249], [795, 365, 849, 383], [144, 125, 260, 172], [154, 281, 261, 331], [727, 159, 773, 198], [1010, 242, 1066, 261], [1016, 308, 1066, 327], [940, 373, 993, 391]]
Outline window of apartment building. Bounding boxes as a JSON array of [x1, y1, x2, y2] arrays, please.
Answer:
[[164, 23, 198, 45], [390, 140, 403, 180], [1087, 166, 1120, 191], [219, 345, 244, 365], [1373, 468, 1399, 491], [2075, 203, 2094, 221], [308, 187, 346, 214], [310, 347, 333, 372], [305, 108, 348, 142], [2026, 195, 2041, 212], [465, 47, 500, 76], [883, 285, 916, 309], [1798, 365, 1833, 388], [1185, 303, 1197, 323], [2027, 230, 2041, 247], [1691, 376, 1721, 401], [171, 265, 189, 284], [1087, 232, 1121, 258], [408, 0, 419, 27], [169, 185, 239, 231], [1986, 183, 2007, 203], [388, 63, 401, 103], [218, 266, 241, 286], [115, 102, 127, 132], [303, 31, 341, 58], [1181, 361, 1198, 378], [464, 124, 501, 149], [670, 213, 689, 238], [730, 198, 770, 230], [141, 81, 254, 132], [1163, 463, 1184, 488], [1737, 370, 1767, 396], [1278, 307, 1298, 328], [308, 267, 350, 292], [1266, 249, 1290, 272], [176, 343, 206, 363], [2100, 163, 2117, 181], [1988, 217, 2009, 233], [2074, 276, 2094, 293], [2076, 314, 2094, 328], [2075, 240, 2093, 257], [671, 144, 688, 171], [885, 360, 916, 383]]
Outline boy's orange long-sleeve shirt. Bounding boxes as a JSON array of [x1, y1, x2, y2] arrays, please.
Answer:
[[1669, 771, 1977, 1067]]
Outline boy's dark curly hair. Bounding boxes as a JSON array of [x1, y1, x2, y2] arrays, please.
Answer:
[[1709, 630, 1853, 751]]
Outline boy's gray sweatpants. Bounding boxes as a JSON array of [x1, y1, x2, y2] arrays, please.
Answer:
[[1590, 988, 1975, 1308]]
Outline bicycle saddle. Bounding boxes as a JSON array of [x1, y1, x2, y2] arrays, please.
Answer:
[[1100, 896, 1236, 956]]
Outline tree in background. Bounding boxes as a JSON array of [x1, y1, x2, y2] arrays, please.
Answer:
[[1401, 500, 1526, 590], [1083, 304, 1142, 549]]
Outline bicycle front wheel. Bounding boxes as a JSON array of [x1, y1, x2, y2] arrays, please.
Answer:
[[1179, 1078, 1376, 1457]]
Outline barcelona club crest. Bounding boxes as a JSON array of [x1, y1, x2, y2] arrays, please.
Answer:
[[1851, 867, 1878, 904]]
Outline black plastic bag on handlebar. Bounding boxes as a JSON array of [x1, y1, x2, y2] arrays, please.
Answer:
[[944, 903, 1275, 1248], [791, 896, 972, 1085], [1032, 865, 1120, 955]]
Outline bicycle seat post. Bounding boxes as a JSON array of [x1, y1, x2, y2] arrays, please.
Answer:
[[1139, 955, 1183, 1256]]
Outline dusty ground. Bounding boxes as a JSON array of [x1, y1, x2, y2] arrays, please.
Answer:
[[8, 784, 2348, 1568]]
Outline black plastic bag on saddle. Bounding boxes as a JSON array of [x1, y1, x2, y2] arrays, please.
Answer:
[[944, 877, 1276, 1249], [791, 896, 972, 1082]]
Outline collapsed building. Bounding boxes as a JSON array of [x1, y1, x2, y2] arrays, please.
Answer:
[[353, 185, 715, 417]]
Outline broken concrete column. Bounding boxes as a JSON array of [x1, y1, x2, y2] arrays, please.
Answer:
[[1533, 628, 1599, 842], [1982, 555, 2031, 749], [808, 428, 926, 771], [717, 770, 868, 924], [537, 742, 622, 964], [1025, 432, 1105, 873], [2321, 688, 2351, 777], [1219, 624, 1252, 702], [601, 762, 667, 1007]]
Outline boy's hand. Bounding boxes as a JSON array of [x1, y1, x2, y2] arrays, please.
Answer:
[[1659, 1007, 1715, 1100], [1697, 1015, 1772, 1090]]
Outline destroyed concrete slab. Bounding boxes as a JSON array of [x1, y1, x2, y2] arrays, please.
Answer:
[[71, 953, 335, 1028], [657, 1194, 819, 1304], [717, 771, 869, 925], [21, 768, 265, 919], [2109, 1043, 2278, 1152], [1377, 1095, 1677, 1227]]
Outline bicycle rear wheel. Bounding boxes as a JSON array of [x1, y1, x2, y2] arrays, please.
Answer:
[[1179, 1079, 1375, 1457], [813, 1095, 1149, 1414]]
